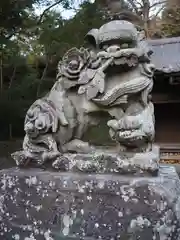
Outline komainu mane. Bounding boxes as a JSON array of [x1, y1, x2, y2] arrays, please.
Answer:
[[12, 20, 159, 175]]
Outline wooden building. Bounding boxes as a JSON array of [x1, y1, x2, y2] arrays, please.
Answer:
[[149, 37, 180, 145], [148, 37, 180, 161]]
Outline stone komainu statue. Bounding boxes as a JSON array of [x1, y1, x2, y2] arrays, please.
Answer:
[[12, 20, 159, 174]]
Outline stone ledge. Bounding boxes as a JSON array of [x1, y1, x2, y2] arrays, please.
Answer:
[[0, 166, 180, 239], [54, 144, 160, 176]]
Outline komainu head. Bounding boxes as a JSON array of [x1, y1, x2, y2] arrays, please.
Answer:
[[85, 20, 153, 71]]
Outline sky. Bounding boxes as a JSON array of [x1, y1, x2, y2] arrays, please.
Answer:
[[34, 0, 95, 19], [34, 6, 75, 19]]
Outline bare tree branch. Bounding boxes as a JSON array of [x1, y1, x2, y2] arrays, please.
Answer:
[[132, 0, 143, 8], [9, 66, 17, 89], [153, 5, 166, 17], [36, 58, 49, 97], [37, 0, 63, 24], [150, 0, 167, 9], [126, 0, 141, 14]]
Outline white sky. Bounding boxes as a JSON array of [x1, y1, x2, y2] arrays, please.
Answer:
[[34, 0, 95, 19], [34, 5, 75, 19]]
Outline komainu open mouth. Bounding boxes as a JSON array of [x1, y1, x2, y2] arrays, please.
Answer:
[[113, 54, 138, 67]]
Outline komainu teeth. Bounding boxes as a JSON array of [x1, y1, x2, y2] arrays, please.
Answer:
[[118, 129, 144, 142]]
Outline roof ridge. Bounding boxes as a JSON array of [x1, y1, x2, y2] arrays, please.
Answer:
[[148, 37, 180, 46]]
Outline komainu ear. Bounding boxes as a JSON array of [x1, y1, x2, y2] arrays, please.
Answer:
[[85, 29, 99, 48]]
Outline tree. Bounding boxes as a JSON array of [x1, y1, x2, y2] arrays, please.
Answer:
[[161, 0, 180, 37], [95, 0, 130, 20], [0, 0, 38, 42], [95, 0, 167, 37], [125, 0, 166, 37]]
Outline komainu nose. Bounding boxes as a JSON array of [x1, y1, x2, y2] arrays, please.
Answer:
[[107, 45, 120, 53]]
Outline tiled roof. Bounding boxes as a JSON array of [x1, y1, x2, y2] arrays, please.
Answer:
[[147, 37, 180, 74]]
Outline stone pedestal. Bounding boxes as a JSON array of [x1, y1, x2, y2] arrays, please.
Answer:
[[0, 166, 180, 239]]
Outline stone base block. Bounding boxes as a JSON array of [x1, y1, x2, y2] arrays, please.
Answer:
[[0, 166, 180, 239]]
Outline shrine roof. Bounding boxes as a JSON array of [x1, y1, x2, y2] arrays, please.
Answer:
[[148, 37, 180, 74]]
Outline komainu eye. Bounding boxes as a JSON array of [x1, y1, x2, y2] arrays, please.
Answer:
[[121, 43, 129, 49], [35, 119, 44, 129], [102, 45, 108, 50], [28, 111, 34, 118]]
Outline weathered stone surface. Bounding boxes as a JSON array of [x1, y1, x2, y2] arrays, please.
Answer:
[[52, 144, 160, 176], [0, 165, 180, 239]]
